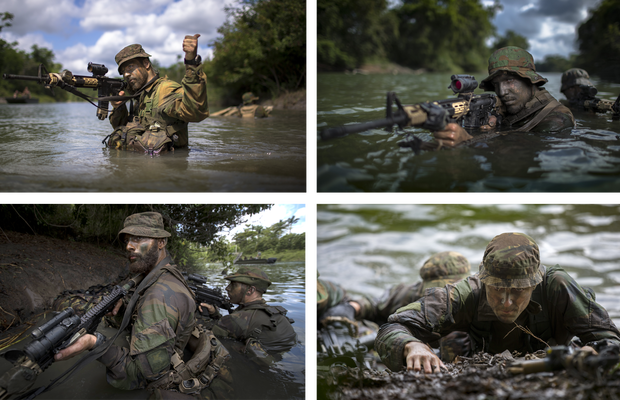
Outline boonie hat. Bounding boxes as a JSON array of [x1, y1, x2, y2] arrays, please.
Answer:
[[479, 46, 548, 91]]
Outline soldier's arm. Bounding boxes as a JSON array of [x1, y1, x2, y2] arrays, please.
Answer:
[[212, 313, 247, 340], [546, 266, 620, 346], [109, 102, 129, 129], [376, 281, 475, 371], [97, 280, 195, 390], [161, 64, 209, 123]]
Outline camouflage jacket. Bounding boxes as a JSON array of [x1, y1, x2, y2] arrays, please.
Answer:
[[500, 88, 574, 133], [354, 282, 424, 326], [317, 279, 349, 320], [109, 64, 209, 147], [97, 263, 198, 390], [376, 265, 620, 372], [211, 299, 297, 352]]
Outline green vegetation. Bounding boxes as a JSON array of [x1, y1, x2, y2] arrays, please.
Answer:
[[232, 218, 305, 262], [318, 0, 620, 79]]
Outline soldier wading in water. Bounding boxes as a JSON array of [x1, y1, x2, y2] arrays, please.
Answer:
[[55, 212, 233, 399], [105, 34, 209, 153]]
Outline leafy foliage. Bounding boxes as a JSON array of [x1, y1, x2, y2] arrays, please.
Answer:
[[536, 54, 577, 73], [233, 218, 304, 256], [491, 30, 529, 51]]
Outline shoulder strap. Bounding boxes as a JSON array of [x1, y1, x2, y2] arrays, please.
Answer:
[[517, 99, 562, 132]]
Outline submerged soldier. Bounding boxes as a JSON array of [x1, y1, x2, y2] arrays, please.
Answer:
[[211, 92, 272, 118], [375, 232, 620, 373], [560, 68, 620, 116], [55, 212, 233, 399], [434, 47, 575, 147], [351, 251, 471, 326], [199, 266, 296, 363], [105, 34, 209, 153]]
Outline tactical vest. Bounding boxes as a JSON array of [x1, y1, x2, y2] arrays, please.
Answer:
[[136, 79, 189, 147], [138, 265, 230, 396], [501, 89, 563, 131], [233, 302, 296, 352]]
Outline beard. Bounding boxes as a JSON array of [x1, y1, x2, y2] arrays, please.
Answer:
[[128, 244, 160, 274]]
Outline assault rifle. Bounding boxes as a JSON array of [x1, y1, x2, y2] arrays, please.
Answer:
[[0, 277, 140, 400], [183, 273, 234, 313], [508, 345, 620, 375], [3, 63, 126, 120], [317, 317, 378, 370], [569, 84, 620, 116], [319, 75, 503, 152]]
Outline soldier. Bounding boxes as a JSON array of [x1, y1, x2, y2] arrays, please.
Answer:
[[106, 34, 209, 152], [351, 251, 471, 325], [199, 266, 296, 360], [560, 68, 620, 115], [375, 232, 620, 373], [433, 47, 575, 147], [210, 92, 272, 118], [54, 212, 233, 399]]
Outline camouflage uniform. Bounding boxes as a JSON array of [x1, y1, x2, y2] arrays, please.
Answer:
[[560, 68, 619, 115], [317, 278, 349, 319], [479, 47, 574, 132], [108, 44, 209, 151], [98, 213, 233, 399], [354, 251, 470, 325], [208, 266, 297, 354], [376, 233, 620, 372]]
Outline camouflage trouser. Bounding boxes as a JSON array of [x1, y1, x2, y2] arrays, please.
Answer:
[[148, 365, 234, 400]]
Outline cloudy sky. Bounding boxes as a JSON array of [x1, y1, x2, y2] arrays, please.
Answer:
[[0, 0, 230, 77], [482, 0, 602, 61]]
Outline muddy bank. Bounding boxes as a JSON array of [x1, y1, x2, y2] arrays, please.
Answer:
[[0, 231, 127, 331], [263, 89, 306, 110]]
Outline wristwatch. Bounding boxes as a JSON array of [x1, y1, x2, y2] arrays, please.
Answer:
[[184, 55, 202, 65]]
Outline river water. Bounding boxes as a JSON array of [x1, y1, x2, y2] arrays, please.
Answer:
[[317, 204, 620, 328], [0, 261, 305, 399], [317, 72, 620, 192], [0, 103, 306, 192]]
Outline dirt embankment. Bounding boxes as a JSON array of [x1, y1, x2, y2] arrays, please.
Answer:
[[0, 231, 127, 331], [262, 89, 306, 110]]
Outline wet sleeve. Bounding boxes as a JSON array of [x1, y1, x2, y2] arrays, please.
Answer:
[[546, 266, 620, 346], [317, 279, 349, 318], [354, 283, 422, 325], [161, 64, 209, 123], [212, 313, 247, 340], [109, 103, 129, 129], [376, 281, 475, 371]]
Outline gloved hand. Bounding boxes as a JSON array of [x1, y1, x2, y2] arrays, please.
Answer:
[[320, 301, 356, 323]]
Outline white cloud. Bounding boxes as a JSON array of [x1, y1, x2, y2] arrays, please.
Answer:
[[222, 205, 306, 241], [0, 0, 80, 35], [0, 32, 54, 53]]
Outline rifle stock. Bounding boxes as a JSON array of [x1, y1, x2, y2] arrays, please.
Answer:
[[508, 345, 620, 375]]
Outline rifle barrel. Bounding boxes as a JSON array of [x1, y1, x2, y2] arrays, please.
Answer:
[[2, 73, 49, 82], [320, 113, 409, 140]]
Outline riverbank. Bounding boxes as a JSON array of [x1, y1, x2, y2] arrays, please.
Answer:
[[0, 231, 127, 332], [262, 89, 306, 110]]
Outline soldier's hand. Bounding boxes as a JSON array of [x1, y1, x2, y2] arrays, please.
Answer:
[[111, 91, 125, 109], [432, 123, 473, 147], [404, 341, 445, 374], [183, 34, 200, 60], [199, 303, 215, 314], [54, 334, 96, 361], [105, 299, 123, 317], [480, 115, 497, 131]]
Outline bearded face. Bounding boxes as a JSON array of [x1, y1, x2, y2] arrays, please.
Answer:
[[125, 236, 160, 274]]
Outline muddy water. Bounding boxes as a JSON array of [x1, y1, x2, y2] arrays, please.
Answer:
[[0, 262, 305, 399], [317, 204, 620, 327], [0, 103, 305, 192]]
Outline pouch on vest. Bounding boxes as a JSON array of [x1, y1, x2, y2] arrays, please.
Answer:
[[131, 127, 173, 154], [105, 124, 146, 150]]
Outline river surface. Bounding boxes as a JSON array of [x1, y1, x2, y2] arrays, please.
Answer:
[[317, 204, 620, 328], [0, 103, 306, 192], [317, 72, 620, 192], [0, 262, 305, 399]]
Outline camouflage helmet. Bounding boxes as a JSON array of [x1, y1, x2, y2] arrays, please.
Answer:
[[115, 44, 152, 75], [118, 212, 171, 242], [561, 68, 594, 93], [420, 251, 471, 291], [479, 232, 543, 289], [479, 46, 548, 91], [225, 266, 271, 292], [242, 92, 259, 105]]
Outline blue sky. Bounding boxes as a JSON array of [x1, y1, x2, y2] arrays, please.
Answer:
[[0, 0, 230, 77], [224, 205, 306, 240]]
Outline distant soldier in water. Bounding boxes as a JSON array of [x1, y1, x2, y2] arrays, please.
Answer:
[[211, 92, 272, 118], [560, 68, 620, 116]]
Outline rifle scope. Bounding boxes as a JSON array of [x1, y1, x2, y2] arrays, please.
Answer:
[[449, 75, 478, 94], [30, 308, 75, 340], [24, 312, 81, 364], [578, 84, 598, 98], [87, 62, 109, 76]]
